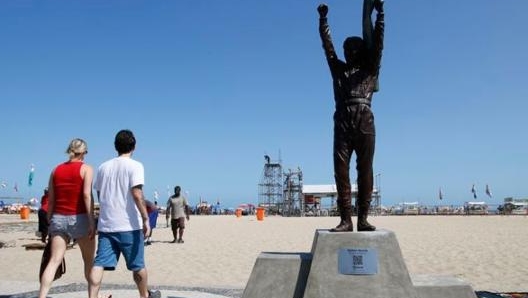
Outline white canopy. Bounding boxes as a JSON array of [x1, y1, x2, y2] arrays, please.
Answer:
[[467, 201, 486, 205], [303, 184, 359, 196]]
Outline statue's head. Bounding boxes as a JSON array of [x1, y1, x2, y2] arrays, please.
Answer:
[[343, 36, 364, 67]]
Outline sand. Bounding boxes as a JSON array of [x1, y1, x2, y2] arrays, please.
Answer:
[[0, 213, 527, 293]]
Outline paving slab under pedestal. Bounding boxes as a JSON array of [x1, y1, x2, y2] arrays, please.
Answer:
[[411, 274, 478, 298]]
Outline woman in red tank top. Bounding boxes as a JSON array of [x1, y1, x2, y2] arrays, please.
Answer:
[[39, 138, 96, 298]]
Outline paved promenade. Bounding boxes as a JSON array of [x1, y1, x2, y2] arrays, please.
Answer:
[[0, 282, 243, 298]]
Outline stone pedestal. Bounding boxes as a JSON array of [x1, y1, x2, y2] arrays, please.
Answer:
[[303, 229, 418, 298], [242, 252, 312, 298], [242, 228, 477, 298]]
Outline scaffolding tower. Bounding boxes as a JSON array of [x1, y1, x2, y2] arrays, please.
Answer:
[[258, 155, 283, 215], [282, 168, 304, 216]]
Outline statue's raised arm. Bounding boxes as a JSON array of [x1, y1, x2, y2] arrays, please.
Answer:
[[363, 0, 384, 48], [363, 0, 384, 91], [318, 4, 337, 61]]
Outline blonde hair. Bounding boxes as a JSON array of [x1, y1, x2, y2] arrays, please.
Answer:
[[66, 138, 88, 159]]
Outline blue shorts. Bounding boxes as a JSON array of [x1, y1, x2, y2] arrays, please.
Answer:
[[49, 214, 90, 241], [94, 230, 145, 271], [148, 210, 159, 229]]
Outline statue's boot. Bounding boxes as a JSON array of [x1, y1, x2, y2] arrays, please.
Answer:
[[357, 203, 376, 231], [331, 200, 353, 232]]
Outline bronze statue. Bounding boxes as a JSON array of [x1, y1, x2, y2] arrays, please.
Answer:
[[317, 0, 384, 232]]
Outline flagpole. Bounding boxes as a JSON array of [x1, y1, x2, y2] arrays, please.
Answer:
[[375, 173, 381, 215], [28, 164, 35, 203]]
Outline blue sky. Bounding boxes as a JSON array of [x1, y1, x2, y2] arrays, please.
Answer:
[[0, 0, 526, 208]]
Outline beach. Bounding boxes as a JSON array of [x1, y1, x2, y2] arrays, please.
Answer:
[[0, 213, 527, 295]]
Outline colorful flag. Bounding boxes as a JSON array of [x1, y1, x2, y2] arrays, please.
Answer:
[[28, 164, 35, 187], [438, 188, 443, 200], [471, 184, 477, 199], [485, 184, 492, 198]]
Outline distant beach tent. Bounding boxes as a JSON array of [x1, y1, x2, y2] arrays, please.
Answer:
[[466, 201, 488, 215], [302, 184, 380, 201], [302, 184, 380, 198], [302, 184, 380, 212], [302, 184, 338, 197], [402, 202, 420, 215], [503, 199, 528, 215], [193, 201, 212, 214]]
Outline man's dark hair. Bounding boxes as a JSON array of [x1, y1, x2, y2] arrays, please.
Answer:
[[114, 129, 136, 154], [174, 186, 181, 196]]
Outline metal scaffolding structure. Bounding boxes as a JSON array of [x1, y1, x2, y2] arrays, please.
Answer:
[[282, 168, 303, 217], [258, 155, 283, 215], [257, 155, 381, 216]]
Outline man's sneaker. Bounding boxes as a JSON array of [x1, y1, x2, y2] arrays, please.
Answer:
[[148, 289, 161, 298]]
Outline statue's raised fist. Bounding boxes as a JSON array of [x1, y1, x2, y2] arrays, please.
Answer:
[[374, 0, 384, 13], [317, 4, 328, 18]]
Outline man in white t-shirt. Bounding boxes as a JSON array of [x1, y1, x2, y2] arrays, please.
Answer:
[[89, 129, 160, 298]]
